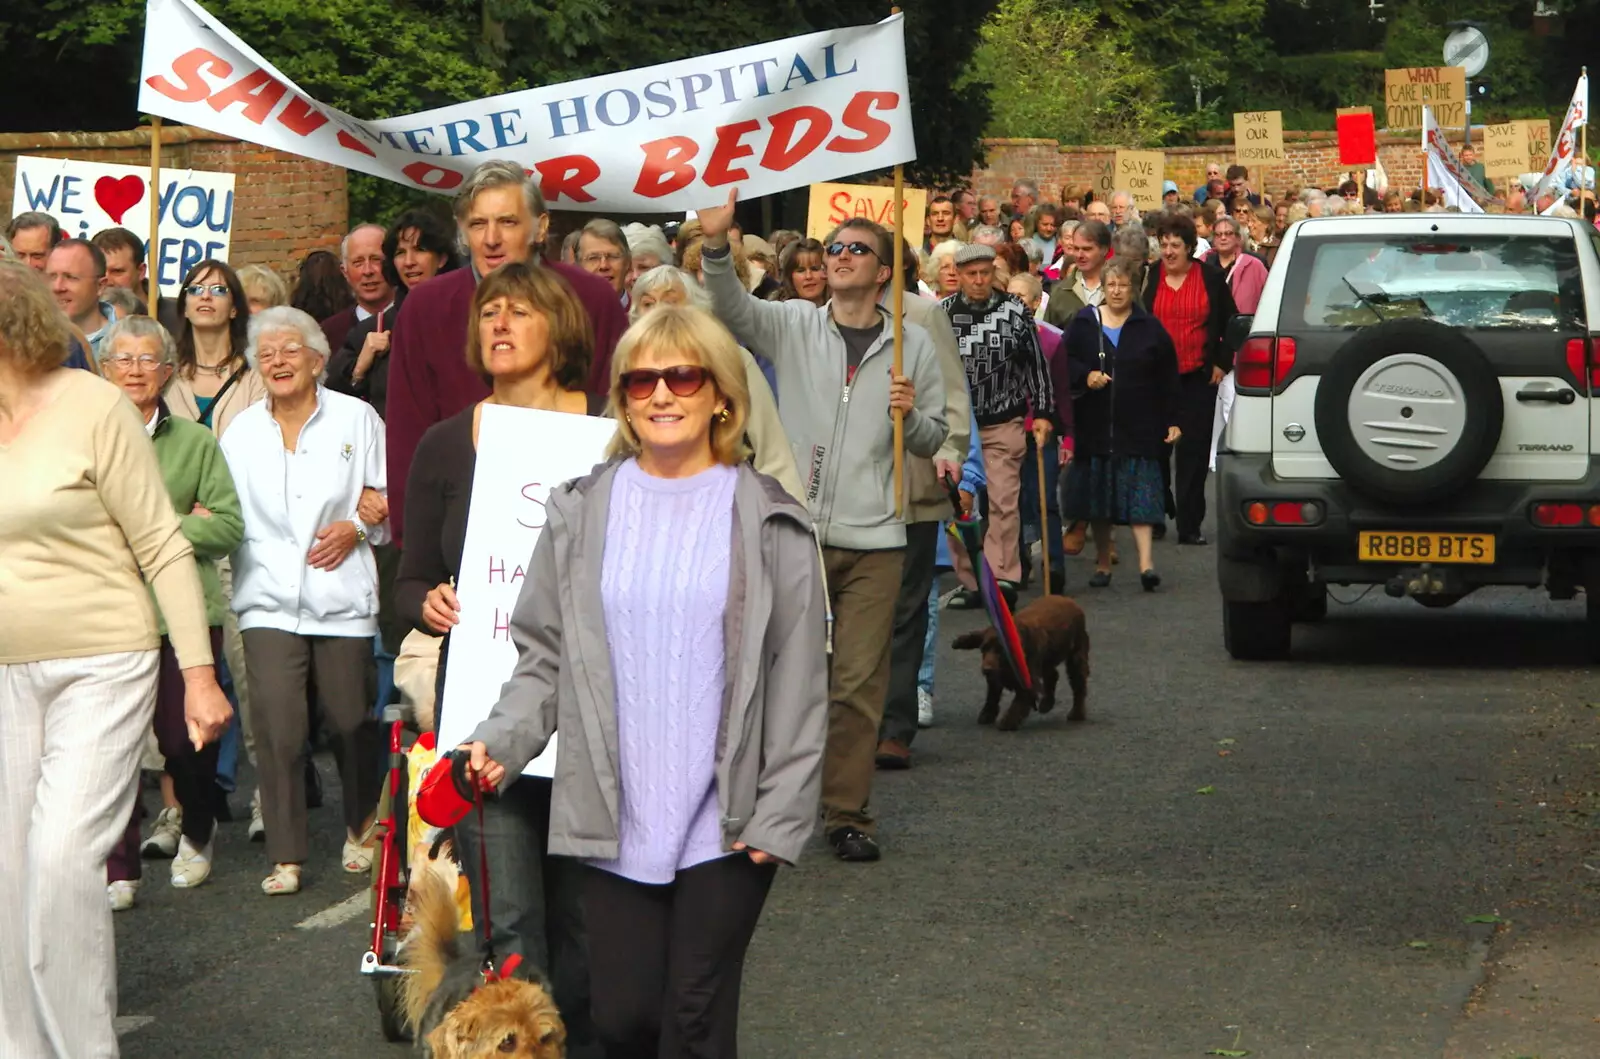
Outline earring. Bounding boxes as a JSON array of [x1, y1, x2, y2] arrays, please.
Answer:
[[717, 408, 730, 423], [625, 414, 632, 423]]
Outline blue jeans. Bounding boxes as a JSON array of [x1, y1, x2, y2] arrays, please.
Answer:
[[918, 576, 942, 695], [373, 634, 395, 718], [214, 650, 241, 793]]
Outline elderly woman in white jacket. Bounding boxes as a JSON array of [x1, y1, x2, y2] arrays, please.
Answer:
[[221, 305, 389, 896]]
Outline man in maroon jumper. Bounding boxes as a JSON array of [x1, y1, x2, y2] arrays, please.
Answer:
[[386, 160, 628, 542]]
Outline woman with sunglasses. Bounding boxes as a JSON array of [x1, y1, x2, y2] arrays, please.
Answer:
[[395, 261, 604, 1052], [164, 259, 264, 437], [462, 304, 827, 1059]]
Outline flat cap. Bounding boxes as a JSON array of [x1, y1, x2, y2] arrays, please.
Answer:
[[954, 242, 996, 266]]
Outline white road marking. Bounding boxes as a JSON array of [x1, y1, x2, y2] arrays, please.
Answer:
[[115, 1016, 155, 1037], [295, 890, 369, 930]]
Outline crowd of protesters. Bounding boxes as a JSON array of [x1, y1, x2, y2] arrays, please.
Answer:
[[1, 148, 1594, 1057]]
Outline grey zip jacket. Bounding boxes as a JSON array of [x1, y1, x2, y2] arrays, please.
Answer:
[[467, 458, 829, 866], [703, 246, 948, 550]]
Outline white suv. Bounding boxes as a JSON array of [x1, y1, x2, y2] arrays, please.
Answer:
[[1217, 214, 1600, 659]]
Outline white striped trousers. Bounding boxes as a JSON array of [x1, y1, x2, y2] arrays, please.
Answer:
[[0, 650, 158, 1059]]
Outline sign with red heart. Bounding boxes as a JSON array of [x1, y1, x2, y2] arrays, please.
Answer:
[[93, 175, 147, 224], [11, 155, 236, 298]]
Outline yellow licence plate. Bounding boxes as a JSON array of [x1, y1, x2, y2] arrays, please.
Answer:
[[1357, 531, 1496, 564]]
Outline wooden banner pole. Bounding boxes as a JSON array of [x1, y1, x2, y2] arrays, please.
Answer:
[[891, 162, 905, 520], [147, 117, 162, 314]]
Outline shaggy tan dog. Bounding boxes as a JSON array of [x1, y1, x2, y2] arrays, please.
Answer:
[[952, 594, 1090, 731], [399, 863, 566, 1058]]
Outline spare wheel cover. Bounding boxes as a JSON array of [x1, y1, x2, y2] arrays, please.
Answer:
[[1313, 318, 1503, 506]]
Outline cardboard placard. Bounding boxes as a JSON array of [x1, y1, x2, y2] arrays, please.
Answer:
[[1336, 107, 1377, 166], [434, 405, 618, 778], [1524, 118, 1552, 172], [1481, 120, 1540, 184], [1233, 111, 1285, 168], [10, 155, 236, 298], [1385, 66, 1467, 129], [1113, 149, 1165, 212], [806, 182, 925, 247]]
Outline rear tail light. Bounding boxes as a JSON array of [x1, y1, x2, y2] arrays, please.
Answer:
[[1564, 338, 1600, 390], [1245, 500, 1323, 526], [1531, 502, 1600, 527], [1236, 337, 1297, 392]]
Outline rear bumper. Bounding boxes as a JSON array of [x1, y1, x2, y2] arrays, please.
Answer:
[[1215, 453, 1600, 595]]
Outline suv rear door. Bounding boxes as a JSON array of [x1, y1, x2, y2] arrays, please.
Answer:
[[1259, 218, 1591, 483]]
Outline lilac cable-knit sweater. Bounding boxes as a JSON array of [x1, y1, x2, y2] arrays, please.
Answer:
[[590, 458, 737, 885]]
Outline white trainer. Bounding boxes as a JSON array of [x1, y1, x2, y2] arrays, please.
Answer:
[[248, 794, 265, 843], [917, 688, 935, 728], [170, 835, 213, 888], [108, 879, 140, 911], [141, 806, 182, 858]]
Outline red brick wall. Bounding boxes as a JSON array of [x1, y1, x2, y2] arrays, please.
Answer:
[[0, 126, 347, 275], [971, 129, 1482, 205]]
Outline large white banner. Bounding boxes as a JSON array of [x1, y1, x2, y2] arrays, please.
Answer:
[[1534, 72, 1588, 202], [138, 0, 914, 211], [10, 155, 236, 297], [435, 406, 617, 777], [1422, 106, 1488, 211]]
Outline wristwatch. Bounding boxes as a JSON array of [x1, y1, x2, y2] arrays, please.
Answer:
[[353, 520, 368, 544]]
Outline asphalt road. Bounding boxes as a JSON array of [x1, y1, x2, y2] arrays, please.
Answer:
[[113, 525, 1600, 1058]]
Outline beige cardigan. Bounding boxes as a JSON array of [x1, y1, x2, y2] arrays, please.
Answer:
[[0, 370, 212, 668], [164, 363, 269, 438]]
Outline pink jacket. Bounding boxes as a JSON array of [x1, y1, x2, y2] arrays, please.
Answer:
[[1205, 250, 1270, 315]]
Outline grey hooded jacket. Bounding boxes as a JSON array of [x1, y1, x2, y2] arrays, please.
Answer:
[[703, 245, 948, 551], [467, 458, 829, 866]]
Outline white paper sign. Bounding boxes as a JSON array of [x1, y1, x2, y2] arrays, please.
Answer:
[[138, 0, 914, 211], [436, 405, 617, 777], [9, 154, 236, 297]]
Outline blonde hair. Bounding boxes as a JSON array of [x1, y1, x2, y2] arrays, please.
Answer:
[[606, 305, 749, 466], [0, 259, 71, 375], [237, 264, 290, 309], [679, 237, 751, 289]]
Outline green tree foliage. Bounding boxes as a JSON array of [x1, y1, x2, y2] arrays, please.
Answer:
[[968, 0, 1181, 146]]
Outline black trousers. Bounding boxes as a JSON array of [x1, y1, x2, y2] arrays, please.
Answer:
[[583, 855, 776, 1059], [879, 521, 940, 746], [1169, 369, 1219, 538]]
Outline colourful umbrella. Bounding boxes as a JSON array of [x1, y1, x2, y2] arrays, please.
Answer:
[[944, 479, 1031, 691]]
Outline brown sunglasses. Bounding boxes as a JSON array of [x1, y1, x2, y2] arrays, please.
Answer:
[[619, 365, 710, 401]]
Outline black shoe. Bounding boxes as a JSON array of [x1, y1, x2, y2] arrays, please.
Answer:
[[1178, 533, 1209, 546], [998, 581, 1019, 608], [947, 588, 981, 610], [1140, 569, 1161, 592], [1048, 569, 1066, 595], [828, 827, 881, 862], [1089, 570, 1112, 588], [1151, 523, 1168, 540]]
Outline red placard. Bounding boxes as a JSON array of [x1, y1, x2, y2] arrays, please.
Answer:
[[1336, 107, 1377, 166]]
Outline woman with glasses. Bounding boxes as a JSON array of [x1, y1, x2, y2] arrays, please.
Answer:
[[395, 261, 605, 1051], [461, 304, 827, 1058], [164, 260, 264, 436], [162, 258, 267, 847], [100, 317, 243, 907], [1055, 258, 1181, 590], [221, 306, 389, 896]]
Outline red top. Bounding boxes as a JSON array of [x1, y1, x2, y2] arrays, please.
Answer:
[[1152, 264, 1210, 375]]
